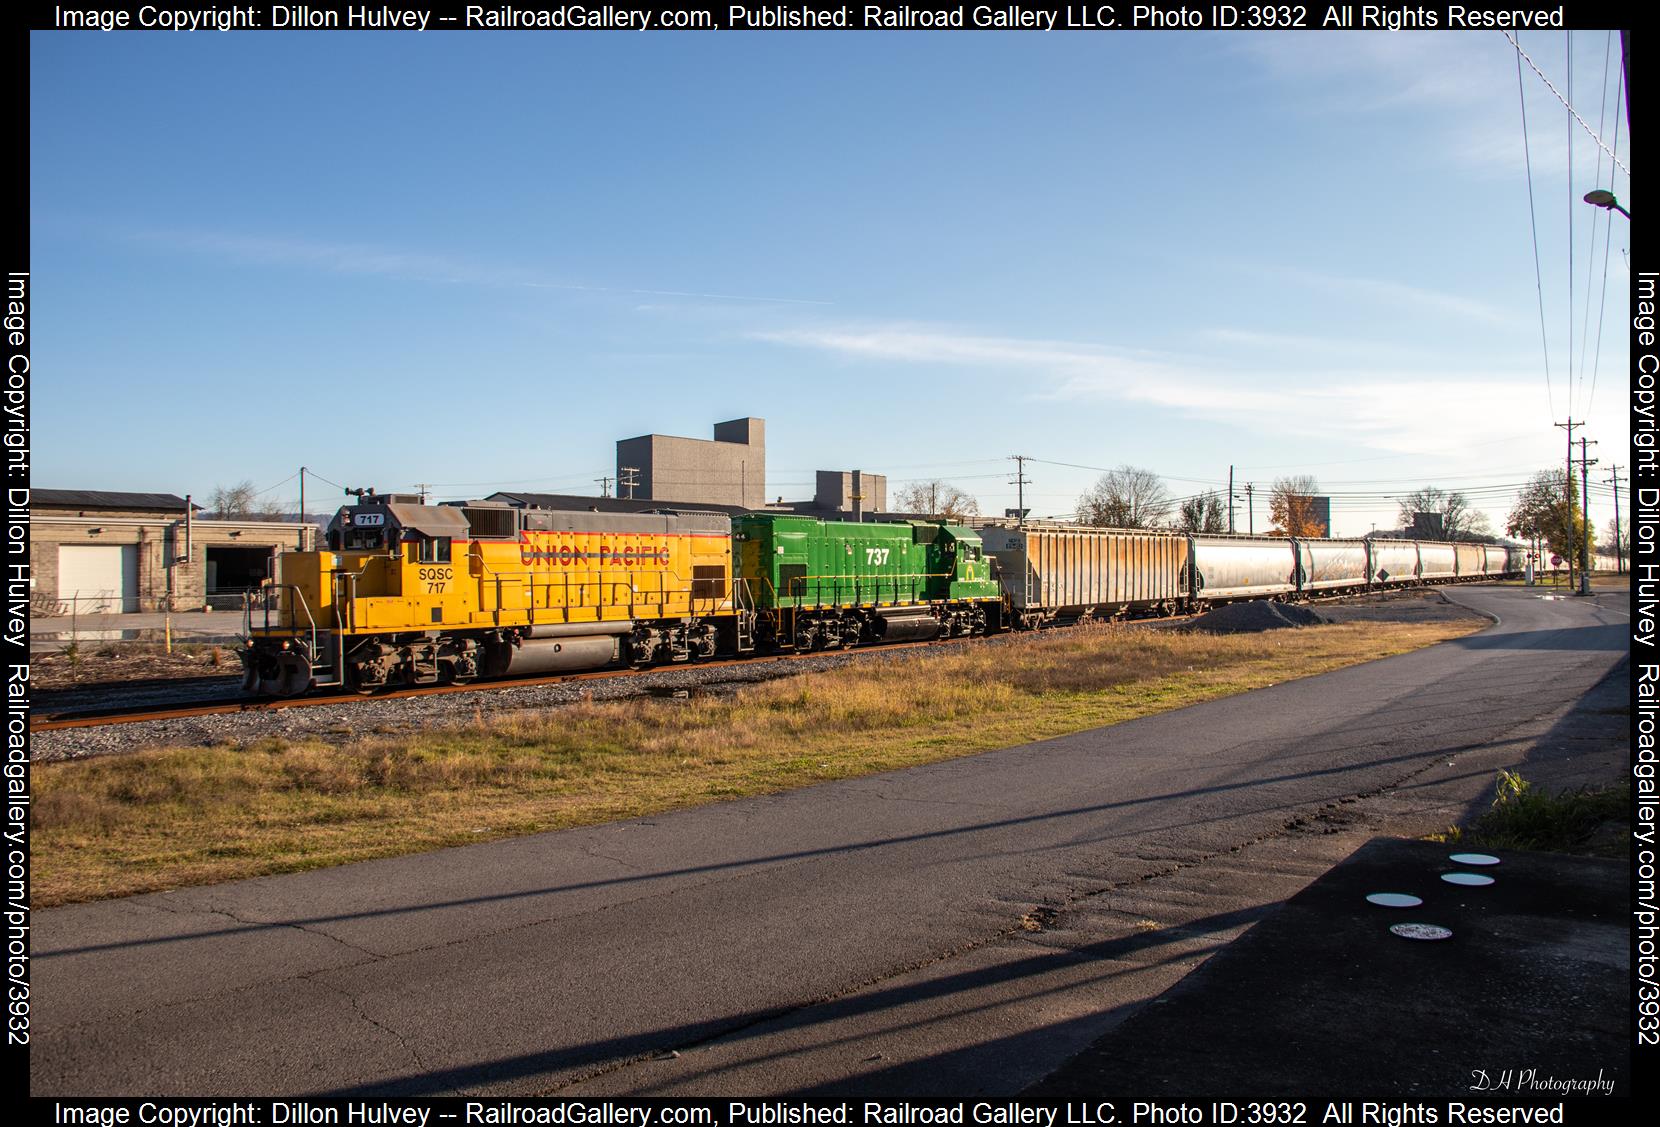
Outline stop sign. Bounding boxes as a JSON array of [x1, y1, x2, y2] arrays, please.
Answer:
[[1550, 554, 1562, 566]]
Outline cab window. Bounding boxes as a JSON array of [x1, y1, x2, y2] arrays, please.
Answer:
[[343, 527, 385, 551], [415, 537, 452, 564]]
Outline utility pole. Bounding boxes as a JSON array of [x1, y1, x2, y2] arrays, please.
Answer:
[[414, 483, 431, 503], [619, 466, 640, 500], [1578, 436, 1597, 595], [1555, 420, 1580, 590], [595, 476, 613, 498], [1009, 456, 1030, 526], [298, 466, 307, 550], [1228, 465, 1235, 533], [1244, 482, 1254, 535], [1608, 466, 1626, 572]]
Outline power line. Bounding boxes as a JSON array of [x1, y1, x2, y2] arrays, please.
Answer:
[[1514, 43, 1556, 422], [1504, 31, 1630, 176]]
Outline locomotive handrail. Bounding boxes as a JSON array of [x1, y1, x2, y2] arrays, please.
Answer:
[[245, 584, 321, 676]]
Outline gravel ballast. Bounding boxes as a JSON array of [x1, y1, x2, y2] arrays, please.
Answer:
[[31, 588, 1489, 763]]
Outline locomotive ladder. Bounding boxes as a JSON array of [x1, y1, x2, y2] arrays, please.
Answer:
[[732, 578, 756, 653]]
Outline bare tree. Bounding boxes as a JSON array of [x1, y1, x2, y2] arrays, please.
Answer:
[[1601, 516, 1627, 569], [1075, 465, 1172, 529], [893, 480, 981, 521], [1268, 475, 1322, 536], [1395, 487, 1490, 541], [1173, 491, 1227, 533], [205, 480, 289, 521]]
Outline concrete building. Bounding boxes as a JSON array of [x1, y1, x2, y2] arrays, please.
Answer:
[[1310, 495, 1332, 538], [813, 470, 886, 519], [616, 417, 766, 510], [31, 489, 316, 614]]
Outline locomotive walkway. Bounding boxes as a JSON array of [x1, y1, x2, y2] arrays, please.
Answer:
[[30, 585, 1629, 1096]]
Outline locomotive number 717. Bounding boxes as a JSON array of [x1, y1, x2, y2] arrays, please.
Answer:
[[419, 566, 452, 593], [865, 548, 890, 565]]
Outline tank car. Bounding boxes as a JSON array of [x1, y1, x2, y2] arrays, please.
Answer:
[[732, 514, 1003, 650], [241, 493, 747, 696]]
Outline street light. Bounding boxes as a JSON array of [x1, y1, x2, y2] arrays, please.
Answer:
[[1583, 189, 1631, 219]]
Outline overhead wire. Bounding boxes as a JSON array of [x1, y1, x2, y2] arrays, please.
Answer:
[[1513, 36, 1556, 422], [1586, 58, 1625, 418], [1504, 30, 1630, 176], [1576, 31, 1613, 400]]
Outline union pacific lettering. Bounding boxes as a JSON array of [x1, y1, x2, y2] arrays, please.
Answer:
[[519, 534, 674, 567]]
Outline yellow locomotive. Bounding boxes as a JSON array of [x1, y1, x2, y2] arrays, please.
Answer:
[[242, 492, 749, 696]]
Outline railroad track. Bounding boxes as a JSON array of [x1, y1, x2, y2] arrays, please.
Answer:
[[30, 587, 1441, 733], [28, 635, 980, 731]]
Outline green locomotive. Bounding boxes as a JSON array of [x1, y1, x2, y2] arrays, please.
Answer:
[[732, 514, 1004, 651]]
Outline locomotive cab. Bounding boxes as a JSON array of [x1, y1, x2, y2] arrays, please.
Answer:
[[244, 493, 474, 695]]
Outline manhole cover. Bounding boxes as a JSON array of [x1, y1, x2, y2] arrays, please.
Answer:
[[1366, 893, 1424, 908], [1441, 872, 1495, 887], [1390, 923, 1453, 941]]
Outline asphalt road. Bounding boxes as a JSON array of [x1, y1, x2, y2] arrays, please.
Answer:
[[30, 585, 1629, 1096]]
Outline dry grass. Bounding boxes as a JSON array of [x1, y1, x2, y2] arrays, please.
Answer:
[[33, 618, 1481, 906]]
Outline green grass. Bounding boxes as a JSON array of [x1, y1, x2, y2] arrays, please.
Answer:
[[1433, 770, 1629, 857], [33, 618, 1483, 906]]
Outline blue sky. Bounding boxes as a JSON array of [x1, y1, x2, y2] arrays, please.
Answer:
[[30, 28, 1630, 536]]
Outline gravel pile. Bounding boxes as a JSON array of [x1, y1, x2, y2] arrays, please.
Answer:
[[1187, 600, 1330, 634]]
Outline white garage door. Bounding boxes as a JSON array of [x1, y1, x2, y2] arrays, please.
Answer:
[[58, 544, 139, 613]]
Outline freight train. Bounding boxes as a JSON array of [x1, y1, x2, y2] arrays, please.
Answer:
[[239, 493, 1522, 696]]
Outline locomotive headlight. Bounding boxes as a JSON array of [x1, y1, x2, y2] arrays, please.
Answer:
[[280, 641, 291, 650]]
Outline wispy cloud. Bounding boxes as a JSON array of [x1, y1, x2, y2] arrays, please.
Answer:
[[1260, 265, 1517, 326], [130, 228, 831, 305], [1231, 32, 1627, 185], [749, 321, 1552, 456]]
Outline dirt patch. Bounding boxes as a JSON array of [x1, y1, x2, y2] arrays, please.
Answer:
[[1316, 588, 1490, 626], [30, 646, 241, 691]]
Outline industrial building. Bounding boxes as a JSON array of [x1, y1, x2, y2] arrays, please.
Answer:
[[31, 489, 315, 614], [616, 417, 768, 510]]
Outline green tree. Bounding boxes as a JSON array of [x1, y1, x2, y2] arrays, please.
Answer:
[[1506, 470, 1593, 563], [1174, 491, 1227, 533]]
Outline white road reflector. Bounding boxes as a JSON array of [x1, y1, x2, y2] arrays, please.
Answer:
[[1390, 923, 1453, 940], [1449, 852, 1500, 866]]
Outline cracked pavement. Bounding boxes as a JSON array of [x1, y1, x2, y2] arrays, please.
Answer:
[[30, 586, 1628, 1096]]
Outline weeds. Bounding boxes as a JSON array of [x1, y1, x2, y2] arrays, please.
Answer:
[[1433, 770, 1628, 857]]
